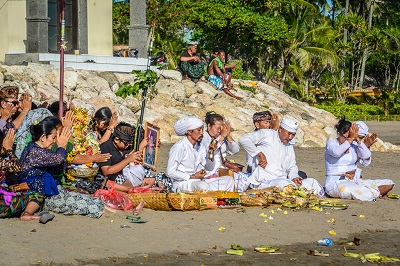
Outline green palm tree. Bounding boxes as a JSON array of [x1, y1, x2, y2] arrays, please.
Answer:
[[278, 5, 340, 96]]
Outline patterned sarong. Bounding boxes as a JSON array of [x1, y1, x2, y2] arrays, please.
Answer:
[[181, 62, 205, 79], [0, 190, 44, 218]]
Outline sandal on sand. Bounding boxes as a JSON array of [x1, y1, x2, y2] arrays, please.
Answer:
[[39, 213, 55, 224], [126, 215, 148, 224]]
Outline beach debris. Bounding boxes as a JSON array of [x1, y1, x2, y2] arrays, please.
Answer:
[[359, 215, 365, 218], [387, 194, 400, 199], [219, 227, 225, 231], [236, 208, 246, 213], [120, 225, 131, 228], [343, 247, 400, 263], [283, 211, 288, 215], [29, 229, 37, 232], [268, 216, 273, 220], [255, 245, 281, 253], [192, 250, 212, 255], [226, 244, 244, 256], [264, 219, 269, 223], [259, 213, 267, 217], [329, 230, 336, 236], [317, 238, 333, 246], [307, 250, 329, 257], [269, 210, 275, 214], [344, 237, 361, 246]]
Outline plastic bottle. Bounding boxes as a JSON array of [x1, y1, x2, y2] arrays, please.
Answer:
[[317, 238, 333, 246]]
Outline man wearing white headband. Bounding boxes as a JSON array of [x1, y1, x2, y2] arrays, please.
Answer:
[[239, 117, 324, 196], [167, 116, 234, 192]]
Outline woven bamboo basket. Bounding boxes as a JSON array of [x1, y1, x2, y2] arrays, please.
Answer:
[[240, 194, 270, 207], [66, 167, 99, 180], [167, 193, 200, 211], [126, 193, 171, 211]]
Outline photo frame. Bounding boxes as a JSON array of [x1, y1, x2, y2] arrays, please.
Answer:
[[143, 122, 160, 171]]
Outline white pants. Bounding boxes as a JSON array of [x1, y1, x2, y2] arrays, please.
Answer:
[[325, 178, 394, 201], [175, 176, 235, 193], [255, 178, 325, 197], [122, 164, 146, 187]]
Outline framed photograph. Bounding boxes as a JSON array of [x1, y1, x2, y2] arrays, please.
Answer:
[[143, 122, 160, 171]]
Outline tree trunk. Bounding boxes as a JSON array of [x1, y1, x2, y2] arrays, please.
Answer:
[[304, 79, 309, 98], [280, 67, 287, 91], [359, 48, 369, 88], [359, 0, 374, 88], [341, 0, 349, 85]]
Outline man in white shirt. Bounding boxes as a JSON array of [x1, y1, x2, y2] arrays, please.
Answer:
[[166, 116, 234, 192], [239, 117, 324, 196]]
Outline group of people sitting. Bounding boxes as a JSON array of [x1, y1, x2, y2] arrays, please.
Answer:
[[0, 85, 164, 221], [179, 42, 242, 100], [0, 84, 395, 222], [166, 111, 395, 202]]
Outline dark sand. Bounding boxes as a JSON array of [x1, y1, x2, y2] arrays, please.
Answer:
[[1, 121, 399, 266]]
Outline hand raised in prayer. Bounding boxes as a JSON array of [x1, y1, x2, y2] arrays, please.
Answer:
[[128, 150, 143, 164], [270, 114, 279, 130], [62, 110, 75, 129], [3, 129, 16, 150], [20, 93, 32, 113], [109, 111, 118, 129], [257, 152, 267, 168], [221, 121, 231, 138], [92, 152, 111, 163], [57, 127, 72, 148], [363, 133, 378, 148], [348, 123, 359, 140], [292, 177, 303, 187]]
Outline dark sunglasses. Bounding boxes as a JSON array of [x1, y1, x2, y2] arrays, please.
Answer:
[[118, 138, 132, 147], [5, 100, 19, 106]]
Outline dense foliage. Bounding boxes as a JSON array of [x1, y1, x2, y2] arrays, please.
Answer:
[[112, 0, 400, 115]]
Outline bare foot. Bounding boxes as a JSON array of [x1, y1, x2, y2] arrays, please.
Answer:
[[20, 214, 41, 221], [133, 202, 144, 216]]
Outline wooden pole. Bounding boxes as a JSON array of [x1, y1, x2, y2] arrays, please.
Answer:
[[59, 0, 65, 118]]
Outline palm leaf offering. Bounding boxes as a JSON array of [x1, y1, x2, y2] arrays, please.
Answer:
[[387, 194, 400, 199], [310, 200, 349, 210]]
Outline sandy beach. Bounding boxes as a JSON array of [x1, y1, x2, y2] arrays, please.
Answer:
[[1, 121, 399, 265]]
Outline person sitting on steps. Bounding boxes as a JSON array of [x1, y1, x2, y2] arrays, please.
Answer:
[[179, 42, 205, 83], [207, 50, 242, 100]]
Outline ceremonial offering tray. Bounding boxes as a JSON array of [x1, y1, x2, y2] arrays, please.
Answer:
[[67, 166, 99, 180], [167, 193, 200, 211]]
